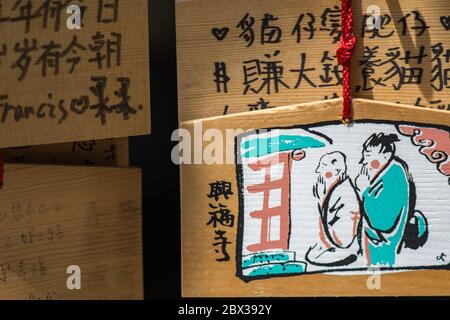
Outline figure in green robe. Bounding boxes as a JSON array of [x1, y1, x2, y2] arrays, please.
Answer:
[[356, 133, 428, 267]]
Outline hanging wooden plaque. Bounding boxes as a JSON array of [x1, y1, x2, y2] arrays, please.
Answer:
[[180, 98, 450, 297], [0, 164, 142, 300]]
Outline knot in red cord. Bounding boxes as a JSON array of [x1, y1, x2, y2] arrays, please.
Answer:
[[337, 35, 357, 66]]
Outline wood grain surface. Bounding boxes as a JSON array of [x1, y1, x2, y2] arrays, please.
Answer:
[[4, 138, 129, 167], [0, 164, 142, 300]]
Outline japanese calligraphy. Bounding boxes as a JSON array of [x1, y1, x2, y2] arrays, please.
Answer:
[[207, 181, 235, 262], [0, 0, 149, 147], [177, 0, 450, 121]]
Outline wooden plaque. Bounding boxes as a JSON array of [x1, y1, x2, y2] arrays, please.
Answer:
[[176, 0, 450, 121], [0, 164, 142, 299], [180, 98, 450, 296], [0, 0, 150, 148]]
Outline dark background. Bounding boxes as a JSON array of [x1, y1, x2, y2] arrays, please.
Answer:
[[129, 0, 180, 300]]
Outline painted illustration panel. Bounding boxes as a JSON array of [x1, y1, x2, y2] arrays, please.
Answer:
[[236, 121, 450, 281]]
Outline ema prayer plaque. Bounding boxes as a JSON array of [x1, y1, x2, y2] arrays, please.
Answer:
[[180, 99, 450, 297]]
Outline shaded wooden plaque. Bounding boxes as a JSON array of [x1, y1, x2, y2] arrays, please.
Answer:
[[180, 98, 450, 296], [0, 164, 142, 299], [4, 138, 129, 166], [176, 0, 450, 121], [0, 0, 150, 148]]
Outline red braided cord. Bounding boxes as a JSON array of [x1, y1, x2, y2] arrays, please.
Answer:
[[336, 0, 357, 123]]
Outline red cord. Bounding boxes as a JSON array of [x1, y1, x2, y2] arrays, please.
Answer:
[[336, 0, 357, 123]]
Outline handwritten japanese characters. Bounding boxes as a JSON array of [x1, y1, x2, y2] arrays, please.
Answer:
[[0, 164, 142, 299], [176, 0, 450, 121], [4, 138, 129, 166], [0, 0, 150, 147], [181, 98, 450, 297], [207, 181, 235, 262]]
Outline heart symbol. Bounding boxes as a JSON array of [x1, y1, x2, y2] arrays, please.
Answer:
[[440, 16, 450, 31], [211, 27, 229, 41]]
